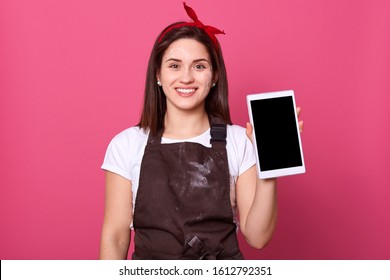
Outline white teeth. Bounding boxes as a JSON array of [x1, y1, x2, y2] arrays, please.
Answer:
[[177, 88, 195, 94]]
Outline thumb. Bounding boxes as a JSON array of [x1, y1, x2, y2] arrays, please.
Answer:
[[246, 122, 254, 143]]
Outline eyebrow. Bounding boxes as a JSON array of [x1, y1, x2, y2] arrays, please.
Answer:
[[165, 58, 210, 64]]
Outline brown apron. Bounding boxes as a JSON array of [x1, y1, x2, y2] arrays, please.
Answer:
[[132, 117, 243, 259]]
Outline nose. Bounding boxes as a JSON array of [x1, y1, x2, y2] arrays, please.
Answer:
[[180, 68, 194, 84]]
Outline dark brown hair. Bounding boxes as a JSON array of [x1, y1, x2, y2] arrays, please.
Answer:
[[138, 23, 232, 135]]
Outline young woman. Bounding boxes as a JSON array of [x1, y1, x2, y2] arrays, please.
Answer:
[[100, 3, 301, 260]]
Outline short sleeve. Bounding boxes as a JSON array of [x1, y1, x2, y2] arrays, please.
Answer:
[[237, 129, 256, 176], [101, 132, 132, 181], [226, 125, 256, 178]]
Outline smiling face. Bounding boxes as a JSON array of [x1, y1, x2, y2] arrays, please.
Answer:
[[157, 38, 216, 114]]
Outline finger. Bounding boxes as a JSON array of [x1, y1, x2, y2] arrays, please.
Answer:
[[296, 107, 302, 118], [299, 120, 304, 133], [246, 122, 254, 143]]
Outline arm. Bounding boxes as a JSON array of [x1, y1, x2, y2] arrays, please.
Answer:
[[236, 165, 278, 249], [236, 108, 303, 249], [99, 171, 133, 259]]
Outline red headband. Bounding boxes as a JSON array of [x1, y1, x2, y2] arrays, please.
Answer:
[[158, 2, 225, 50]]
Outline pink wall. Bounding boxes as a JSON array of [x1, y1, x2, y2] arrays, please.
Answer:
[[1, 0, 389, 259]]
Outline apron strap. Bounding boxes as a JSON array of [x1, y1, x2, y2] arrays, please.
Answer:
[[146, 115, 227, 147], [209, 115, 227, 148], [187, 236, 223, 260], [147, 129, 163, 145]]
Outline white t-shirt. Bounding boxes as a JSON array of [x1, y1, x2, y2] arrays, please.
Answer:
[[101, 125, 256, 213]]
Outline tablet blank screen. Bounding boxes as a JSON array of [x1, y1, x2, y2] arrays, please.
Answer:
[[250, 96, 303, 171]]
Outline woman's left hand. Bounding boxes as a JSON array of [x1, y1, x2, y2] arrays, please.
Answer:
[[297, 107, 304, 133]]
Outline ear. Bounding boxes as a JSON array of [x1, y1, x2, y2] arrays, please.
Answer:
[[212, 73, 219, 85]]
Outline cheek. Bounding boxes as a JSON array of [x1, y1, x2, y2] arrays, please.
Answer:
[[199, 71, 213, 86], [159, 70, 171, 83]]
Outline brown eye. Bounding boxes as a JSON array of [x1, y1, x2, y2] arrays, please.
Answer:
[[194, 64, 206, 70]]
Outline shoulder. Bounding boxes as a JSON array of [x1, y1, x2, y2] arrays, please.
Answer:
[[227, 124, 246, 133], [104, 126, 149, 165], [226, 124, 247, 143], [102, 126, 149, 181], [109, 126, 149, 148], [225, 124, 256, 177], [112, 126, 148, 140]]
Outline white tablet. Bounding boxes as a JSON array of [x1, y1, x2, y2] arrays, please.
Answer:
[[247, 90, 305, 179]]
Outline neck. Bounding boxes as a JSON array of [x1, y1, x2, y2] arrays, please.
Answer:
[[163, 109, 209, 139]]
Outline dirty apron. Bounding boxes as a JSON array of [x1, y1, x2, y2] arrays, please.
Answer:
[[132, 118, 243, 260]]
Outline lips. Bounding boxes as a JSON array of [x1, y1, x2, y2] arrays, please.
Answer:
[[176, 88, 196, 95], [177, 88, 196, 94]]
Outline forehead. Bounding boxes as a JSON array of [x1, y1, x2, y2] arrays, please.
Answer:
[[163, 38, 211, 61]]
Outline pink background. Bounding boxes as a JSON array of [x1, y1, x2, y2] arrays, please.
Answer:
[[1, 0, 389, 260]]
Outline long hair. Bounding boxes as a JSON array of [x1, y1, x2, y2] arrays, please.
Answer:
[[138, 24, 232, 135]]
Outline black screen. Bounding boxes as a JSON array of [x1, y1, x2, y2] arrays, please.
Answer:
[[251, 96, 303, 171]]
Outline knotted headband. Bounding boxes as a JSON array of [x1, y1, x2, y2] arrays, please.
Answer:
[[158, 2, 225, 50]]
